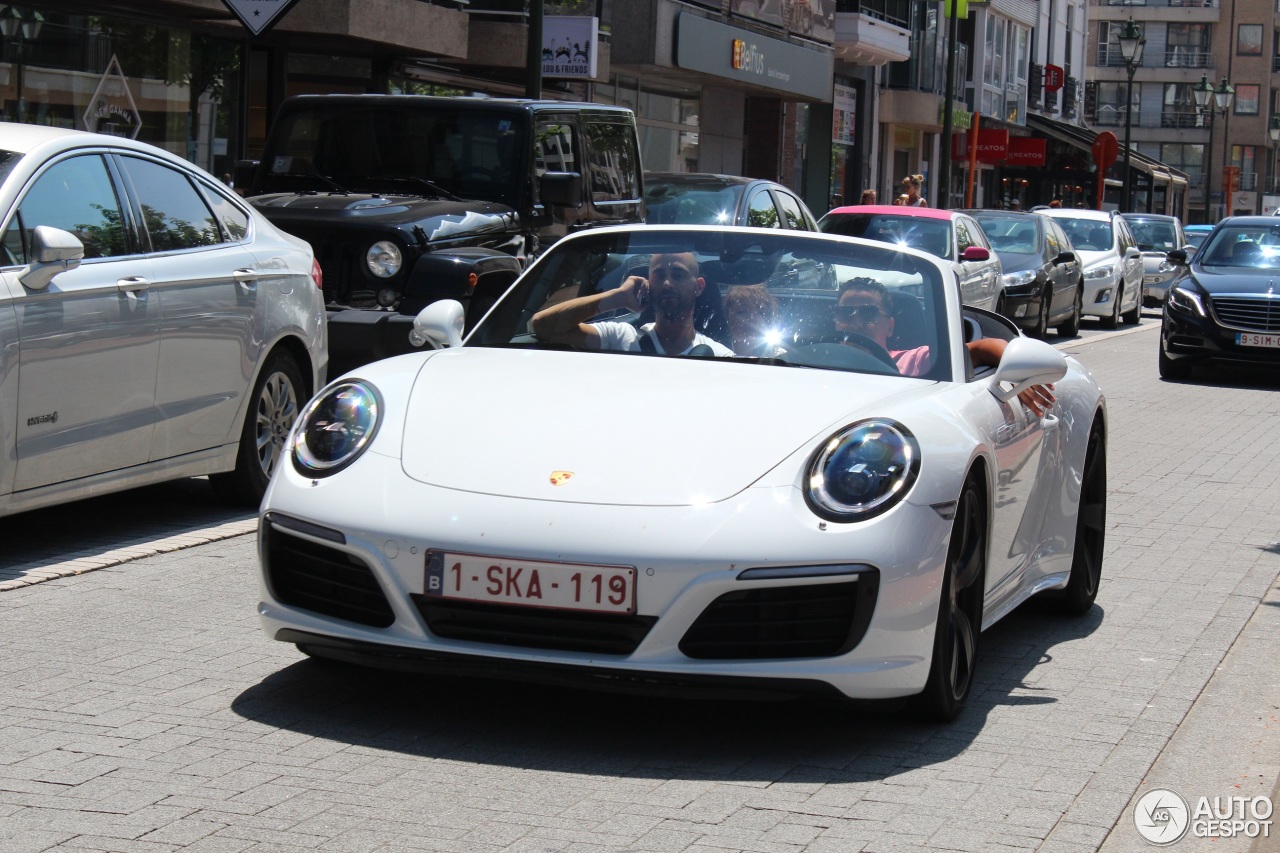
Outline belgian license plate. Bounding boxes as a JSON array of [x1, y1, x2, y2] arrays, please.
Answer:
[[1237, 332, 1280, 349], [425, 550, 636, 614]]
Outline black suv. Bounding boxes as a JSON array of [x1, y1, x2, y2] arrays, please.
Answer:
[[235, 95, 644, 373]]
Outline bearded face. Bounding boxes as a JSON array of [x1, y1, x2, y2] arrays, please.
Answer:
[[648, 254, 703, 325]]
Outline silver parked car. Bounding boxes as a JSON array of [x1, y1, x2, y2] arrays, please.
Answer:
[[1121, 212, 1190, 307], [0, 123, 327, 517]]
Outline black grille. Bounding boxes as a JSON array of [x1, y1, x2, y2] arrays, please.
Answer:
[[313, 239, 367, 305], [679, 575, 879, 660], [413, 596, 657, 655], [265, 526, 395, 628], [1211, 296, 1280, 333]]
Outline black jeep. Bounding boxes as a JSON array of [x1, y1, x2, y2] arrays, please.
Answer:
[[235, 95, 644, 374]]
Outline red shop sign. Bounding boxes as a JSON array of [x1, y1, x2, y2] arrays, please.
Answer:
[[951, 127, 1009, 162], [1006, 137, 1047, 167]]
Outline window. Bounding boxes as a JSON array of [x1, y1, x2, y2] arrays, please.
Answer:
[[583, 120, 640, 203], [746, 191, 780, 228], [1237, 24, 1263, 55], [535, 122, 577, 175], [118, 156, 221, 252], [1095, 82, 1138, 127], [1234, 84, 1260, 115], [981, 16, 1028, 121], [775, 192, 810, 230], [1162, 83, 1199, 128], [1160, 143, 1205, 183], [19, 155, 129, 259], [199, 184, 250, 242], [1166, 24, 1212, 68]]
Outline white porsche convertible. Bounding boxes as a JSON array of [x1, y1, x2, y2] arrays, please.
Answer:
[[257, 226, 1106, 721]]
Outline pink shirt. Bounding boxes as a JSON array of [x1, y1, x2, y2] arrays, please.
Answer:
[[891, 345, 931, 376]]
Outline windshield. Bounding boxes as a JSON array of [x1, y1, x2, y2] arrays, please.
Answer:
[[258, 105, 525, 202], [645, 181, 741, 225], [1055, 217, 1113, 252], [469, 229, 953, 381], [972, 213, 1041, 256], [1197, 223, 1280, 269], [1125, 218, 1179, 251], [819, 212, 952, 260], [1185, 231, 1209, 250]]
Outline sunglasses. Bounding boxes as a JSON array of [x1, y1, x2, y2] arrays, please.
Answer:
[[834, 304, 886, 323]]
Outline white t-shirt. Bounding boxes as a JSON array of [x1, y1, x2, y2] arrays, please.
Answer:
[[593, 321, 734, 356]]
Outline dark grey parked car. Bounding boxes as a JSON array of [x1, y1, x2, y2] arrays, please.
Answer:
[[644, 173, 819, 230], [965, 209, 1084, 338]]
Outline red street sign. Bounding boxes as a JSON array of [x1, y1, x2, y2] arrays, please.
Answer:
[[1044, 64, 1065, 93], [1092, 131, 1119, 171]]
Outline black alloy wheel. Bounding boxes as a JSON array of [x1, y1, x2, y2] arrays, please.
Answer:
[[1158, 340, 1194, 380], [914, 476, 987, 722], [1058, 281, 1083, 337], [1027, 283, 1050, 339], [1045, 419, 1107, 615]]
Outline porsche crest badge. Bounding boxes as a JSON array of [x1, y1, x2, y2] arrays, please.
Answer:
[[549, 471, 574, 486]]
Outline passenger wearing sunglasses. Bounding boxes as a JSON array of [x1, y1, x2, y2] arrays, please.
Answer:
[[835, 278, 1055, 417]]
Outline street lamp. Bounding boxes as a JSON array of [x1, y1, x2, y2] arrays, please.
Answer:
[[1116, 18, 1145, 212], [1269, 115, 1280, 204], [0, 5, 44, 124], [1193, 74, 1233, 223]]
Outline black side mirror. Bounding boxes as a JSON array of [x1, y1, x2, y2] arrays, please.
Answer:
[[1053, 250, 1076, 265], [1167, 249, 1189, 265], [539, 171, 583, 208]]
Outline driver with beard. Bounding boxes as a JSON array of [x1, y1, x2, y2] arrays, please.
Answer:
[[531, 252, 734, 356]]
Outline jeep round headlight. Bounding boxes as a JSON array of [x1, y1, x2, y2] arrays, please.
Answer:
[[366, 241, 403, 278], [291, 381, 381, 476], [805, 419, 920, 522]]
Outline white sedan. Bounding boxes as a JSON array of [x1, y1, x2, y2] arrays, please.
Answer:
[[257, 226, 1106, 721], [0, 123, 327, 517]]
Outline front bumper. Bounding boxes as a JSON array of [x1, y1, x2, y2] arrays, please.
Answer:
[[1161, 297, 1280, 369], [1081, 275, 1119, 318], [256, 452, 954, 700]]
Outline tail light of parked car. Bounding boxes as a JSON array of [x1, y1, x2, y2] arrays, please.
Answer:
[[311, 259, 324, 291]]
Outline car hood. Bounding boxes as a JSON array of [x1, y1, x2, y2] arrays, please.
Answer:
[[1074, 248, 1116, 270], [397, 349, 936, 506], [1187, 266, 1280, 294], [995, 253, 1042, 275], [251, 193, 517, 234]]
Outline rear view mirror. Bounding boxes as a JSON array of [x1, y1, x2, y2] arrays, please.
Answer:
[[410, 299, 465, 349], [233, 159, 259, 193], [1167, 249, 1188, 265], [19, 225, 84, 291], [1053, 250, 1076, 265], [960, 246, 990, 262]]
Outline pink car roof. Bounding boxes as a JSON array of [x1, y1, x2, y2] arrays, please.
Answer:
[[826, 205, 955, 220]]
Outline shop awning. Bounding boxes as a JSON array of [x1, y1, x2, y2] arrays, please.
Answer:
[[1026, 114, 1188, 185]]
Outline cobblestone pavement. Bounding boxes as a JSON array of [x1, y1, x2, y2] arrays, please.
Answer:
[[1, 322, 1278, 853]]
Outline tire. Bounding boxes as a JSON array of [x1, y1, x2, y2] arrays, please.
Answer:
[[913, 475, 986, 722], [1044, 419, 1106, 616], [994, 292, 1009, 322], [1121, 282, 1142, 325], [1158, 344, 1193, 381], [1057, 281, 1082, 337], [1027, 285, 1050, 339], [1100, 285, 1121, 329], [210, 350, 305, 506]]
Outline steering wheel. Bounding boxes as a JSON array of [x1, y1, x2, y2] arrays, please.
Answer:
[[792, 330, 899, 371]]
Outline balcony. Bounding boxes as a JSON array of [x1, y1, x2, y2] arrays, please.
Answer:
[[1100, 0, 1218, 6], [1164, 48, 1213, 69], [834, 10, 911, 65], [1094, 107, 1142, 127], [1272, 55, 1280, 72], [1161, 111, 1203, 128]]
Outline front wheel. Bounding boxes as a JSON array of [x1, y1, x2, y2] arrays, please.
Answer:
[[1121, 283, 1142, 325], [1100, 285, 1121, 330], [1027, 285, 1050, 339], [913, 475, 986, 722], [1158, 344, 1193, 381], [210, 350, 305, 506]]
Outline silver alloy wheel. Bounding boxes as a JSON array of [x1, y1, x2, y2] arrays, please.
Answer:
[[255, 369, 300, 479]]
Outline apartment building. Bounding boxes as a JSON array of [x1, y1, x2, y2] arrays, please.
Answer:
[[1087, 0, 1275, 221]]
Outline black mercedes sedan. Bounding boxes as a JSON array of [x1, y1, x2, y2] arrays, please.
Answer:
[[1160, 216, 1280, 379], [964, 209, 1083, 338]]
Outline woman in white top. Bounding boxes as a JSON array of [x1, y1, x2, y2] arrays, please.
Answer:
[[900, 174, 927, 207]]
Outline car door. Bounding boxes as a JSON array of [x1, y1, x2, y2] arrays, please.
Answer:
[[113, 153, 262, 462], [955, 216, 997, 309], [1114, 217, 1143, 312], [774, 190, 816, 231], [1044, 219, 1073, 315], [6, 152, 160, 492]]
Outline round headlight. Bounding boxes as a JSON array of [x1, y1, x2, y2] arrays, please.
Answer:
[[291, 381, 381, 476], [805, 419, 920, 521], [366, 241, 403, 278]]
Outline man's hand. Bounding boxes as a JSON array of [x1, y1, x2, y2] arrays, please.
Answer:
[[1018, 383, 1056, 418], [614, 275, 649, 312]]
